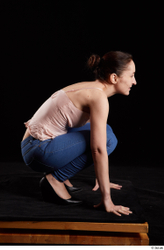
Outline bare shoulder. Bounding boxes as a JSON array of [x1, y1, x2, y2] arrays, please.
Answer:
[[62, 81, 109, 114], [89, 89, 109, 136], [88, 89, 109, 120], [62, 81, 90, 92], [88, 89, 109, 110]]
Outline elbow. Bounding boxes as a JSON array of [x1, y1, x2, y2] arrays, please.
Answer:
[[91, 146, 107, 158], [91, 147, 102, 155]]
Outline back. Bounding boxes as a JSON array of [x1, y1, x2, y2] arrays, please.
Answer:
[[63, 81, 103, 113], [24, 90, 90, 141]]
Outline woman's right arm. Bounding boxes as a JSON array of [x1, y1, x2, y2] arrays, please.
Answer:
[[89, 91, 132, 216]]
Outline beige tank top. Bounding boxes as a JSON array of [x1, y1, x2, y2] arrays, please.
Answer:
[[24, 87, 102, 141]]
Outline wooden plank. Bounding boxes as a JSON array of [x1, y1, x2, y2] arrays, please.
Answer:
[[0, 231, 149, 245], [69, 233, 149, 245], [140, 233, 150, 245], [0, 221, 149, 233]]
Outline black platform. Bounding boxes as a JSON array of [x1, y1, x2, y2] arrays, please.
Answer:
[[0, 162, 146, 224]]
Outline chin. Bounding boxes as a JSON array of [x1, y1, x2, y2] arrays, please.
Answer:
[[117, 90, 130, 96], [122, 91, 130, 96]]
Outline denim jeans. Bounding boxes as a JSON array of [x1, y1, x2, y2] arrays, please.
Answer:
[[21, 123, 117, 182]]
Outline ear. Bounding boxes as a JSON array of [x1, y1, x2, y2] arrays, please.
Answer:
[[109, 73, 118, 84]]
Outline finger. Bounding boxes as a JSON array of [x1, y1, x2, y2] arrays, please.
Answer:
[[120, 206, 130, 211], [122, 207, 133, 213], [92, 186, 99, 191], [115, 185, 122, 190], [110, 183, 122, 190], [110, 183, 122, 186], [113, 185, 122, 189], [94, 201, 103, 208], [122, 208, 133, 213], [94, 203, 100, 208], [119, 207, 133, 215], [119, 210, 132, 215], [121, 211, 132, 215], [113, 210, 122, 216]]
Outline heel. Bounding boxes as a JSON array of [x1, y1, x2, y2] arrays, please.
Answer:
[[39, 177, 82, 205], [65, 184, 82, 193]]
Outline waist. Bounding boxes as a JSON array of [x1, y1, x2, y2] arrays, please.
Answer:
[[22, 128, 32, 142]]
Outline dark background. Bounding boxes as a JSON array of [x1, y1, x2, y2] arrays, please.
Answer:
[[1, 0, 163, 166], [1, 1, 164, 245]]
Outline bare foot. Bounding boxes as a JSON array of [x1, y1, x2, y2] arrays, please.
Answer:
[[46, 174, 71, 200], [63, 179, 73, 187]]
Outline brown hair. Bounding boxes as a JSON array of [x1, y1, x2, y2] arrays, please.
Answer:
[[87, 51, 133, 82]]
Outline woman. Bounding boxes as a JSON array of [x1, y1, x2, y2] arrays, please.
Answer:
[[21, 51, 136, 216]]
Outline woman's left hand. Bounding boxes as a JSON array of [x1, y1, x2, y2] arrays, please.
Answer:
[[92, 179, 122, 191], [110, 182, 122, 190]]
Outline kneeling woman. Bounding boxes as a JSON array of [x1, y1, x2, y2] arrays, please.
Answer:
[[21, 51, 136, 216]]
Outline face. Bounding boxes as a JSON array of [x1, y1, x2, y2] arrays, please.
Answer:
[[115, 60, 137, 96]]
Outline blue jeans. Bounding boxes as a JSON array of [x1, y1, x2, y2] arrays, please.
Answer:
[[21, 123, 117, 182]]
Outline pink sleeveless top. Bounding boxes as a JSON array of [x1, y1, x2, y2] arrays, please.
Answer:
[[24, 88, 102, 141]]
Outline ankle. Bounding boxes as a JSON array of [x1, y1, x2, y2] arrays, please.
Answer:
[[46, 174, 60, 184], [64, 179, 73, 187], [46, 174, 71, 200]]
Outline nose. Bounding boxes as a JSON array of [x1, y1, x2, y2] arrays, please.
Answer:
[[133, 77, 137, 86]]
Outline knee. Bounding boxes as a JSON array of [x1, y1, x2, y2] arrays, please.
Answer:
[[111, 132, 118, 150], [106, 125, 118, 155]]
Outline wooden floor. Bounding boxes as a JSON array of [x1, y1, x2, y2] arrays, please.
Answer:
[[0, 221, 149, 245]]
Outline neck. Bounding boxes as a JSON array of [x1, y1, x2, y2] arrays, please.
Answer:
[[95, 80, 117, 98]]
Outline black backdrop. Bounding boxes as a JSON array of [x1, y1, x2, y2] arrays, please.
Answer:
[[1, 1, 163, 166]]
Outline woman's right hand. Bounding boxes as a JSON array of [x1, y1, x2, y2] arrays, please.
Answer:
[[94, 197, 133, 216], [92, 178, 122, 191]]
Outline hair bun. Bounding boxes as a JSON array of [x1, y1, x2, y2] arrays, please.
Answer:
[[87, 54, 101, 71]]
